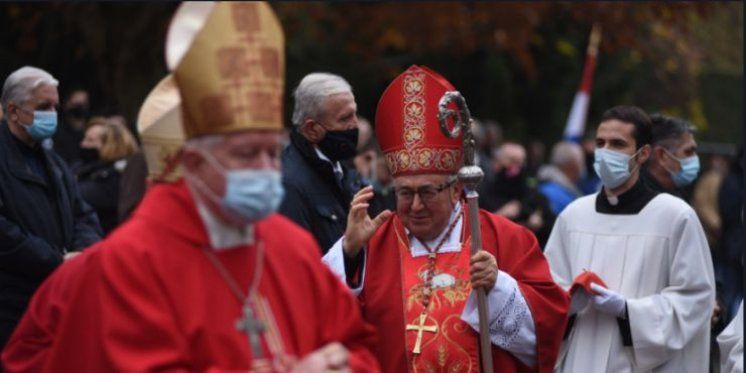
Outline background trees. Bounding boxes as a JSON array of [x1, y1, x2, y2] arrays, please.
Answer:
[[0, 2, 740, 146]]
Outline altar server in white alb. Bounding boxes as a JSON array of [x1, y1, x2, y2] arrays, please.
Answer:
[[544, 105, 715, 372], [717, 301, 743, 373]]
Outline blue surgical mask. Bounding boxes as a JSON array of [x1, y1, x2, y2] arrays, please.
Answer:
[[22, 110, 58, 140], [188, 151, 285, 224], [666, 151, 700, 187], [593, 148, 641, 189]]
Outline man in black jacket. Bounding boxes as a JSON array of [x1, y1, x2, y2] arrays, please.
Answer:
[[640, 114, 699, 201], [0, 66, 102, 350], [280, 73, 369, 254]]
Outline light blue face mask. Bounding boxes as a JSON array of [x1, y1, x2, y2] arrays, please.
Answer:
[[665, 150, 700, 187], [21, 110, 58, 140], [593, 148, 641, 189], [190, 151, 285, 224]]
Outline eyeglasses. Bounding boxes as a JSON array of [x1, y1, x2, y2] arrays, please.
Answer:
[[394, 179, 456, 204]]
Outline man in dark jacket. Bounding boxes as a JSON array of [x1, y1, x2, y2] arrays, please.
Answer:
[[280, 73, 371, 253], [0, 66, 102, 350], [641, 114, 699, 201]]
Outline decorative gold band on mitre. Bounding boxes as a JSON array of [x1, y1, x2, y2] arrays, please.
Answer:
[[169, 2, 285, 139]]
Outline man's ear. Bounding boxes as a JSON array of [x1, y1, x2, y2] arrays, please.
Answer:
[[638, 144, 652, 165], [451, 181, 464, 203], [6, 102, 19, 122], [299, 119, 325, 144]]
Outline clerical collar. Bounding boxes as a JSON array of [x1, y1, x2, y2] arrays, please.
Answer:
[[194, 198, 255, 250], [595, 178, 658, 215], [314, 147, 343, 176], [406, 202, 463, 257]]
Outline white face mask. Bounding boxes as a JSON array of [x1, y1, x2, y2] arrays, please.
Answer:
[[187, 151, 284, 225], [593, 148, 642, 189]]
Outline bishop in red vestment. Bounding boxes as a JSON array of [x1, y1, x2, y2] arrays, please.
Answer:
[[3, 181, 379, 372], [3, 3, 380, 371], [323, 65, 569, 372]]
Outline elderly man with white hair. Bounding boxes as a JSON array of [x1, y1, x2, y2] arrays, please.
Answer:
[[0, 66, 102, 350], [279, 72, 374, 253], [537, 141, 586, 215]]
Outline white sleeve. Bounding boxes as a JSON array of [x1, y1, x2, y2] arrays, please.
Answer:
[[321, 236, 365, 296], [717, 301, 743, 373], [460, 270, 537, 367], [626, 208, 716, 371]]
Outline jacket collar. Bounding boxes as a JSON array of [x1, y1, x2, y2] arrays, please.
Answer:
[[0, 122, 57, 187]]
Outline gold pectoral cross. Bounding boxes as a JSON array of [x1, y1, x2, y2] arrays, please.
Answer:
[[406, 313, 438, 354]]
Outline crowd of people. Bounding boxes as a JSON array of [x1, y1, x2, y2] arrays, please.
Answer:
[[0, 2, 742, 372]]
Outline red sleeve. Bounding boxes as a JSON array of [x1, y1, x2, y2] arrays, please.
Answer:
[[304, 241, 380, 372], [484, 212, 570, 373], [2, 250, 92, 372], [4, 243, 191, 372]]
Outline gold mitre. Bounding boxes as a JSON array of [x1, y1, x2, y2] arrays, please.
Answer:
[[137, 74, 185, 182], [165, 1, 285, 139]]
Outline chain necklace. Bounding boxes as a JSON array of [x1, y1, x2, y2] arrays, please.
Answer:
[[418, 209, 463, 310], [202, 240, 266, 359]]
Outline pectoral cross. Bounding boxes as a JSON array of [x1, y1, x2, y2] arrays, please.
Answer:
[[405, 313, 438, 354], [236, 303, 266, 359]]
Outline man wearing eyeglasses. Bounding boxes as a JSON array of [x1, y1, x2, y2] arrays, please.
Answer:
[[322, 65, 568, 372], [0, 66, 102, 351]]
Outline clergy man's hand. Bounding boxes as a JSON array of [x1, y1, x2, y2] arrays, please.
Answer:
[[343, 186, 392, 258], [590, 283, 626, 318], [470, 251, 498, 291], [291, 342, 350, 373]]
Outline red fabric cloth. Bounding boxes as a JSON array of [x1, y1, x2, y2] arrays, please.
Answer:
[[397, 217, 479, 370], [361, 209, 570, 372], [570, 271, 607, 295], [375, 65, 464, 177], [2, 180, 380, 372]]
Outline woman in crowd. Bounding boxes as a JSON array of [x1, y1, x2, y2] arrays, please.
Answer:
[[77, 117, 139, 234]]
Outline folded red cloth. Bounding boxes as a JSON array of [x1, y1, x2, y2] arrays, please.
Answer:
[[570, 270, 607, 295]]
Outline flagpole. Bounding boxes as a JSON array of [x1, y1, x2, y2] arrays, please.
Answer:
[[562, 24, 602, 143]]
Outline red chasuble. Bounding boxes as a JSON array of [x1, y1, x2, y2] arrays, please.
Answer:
[[360, 210, 569, 373], [2, 181, 380, 372]]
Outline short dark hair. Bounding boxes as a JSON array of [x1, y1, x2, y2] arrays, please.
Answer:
[[599, 105, 652, 149], [649, 114, 695, 151]]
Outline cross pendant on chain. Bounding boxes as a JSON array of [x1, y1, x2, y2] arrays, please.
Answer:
[[405, 312, 438, 354], [236, 302, 266, 359]]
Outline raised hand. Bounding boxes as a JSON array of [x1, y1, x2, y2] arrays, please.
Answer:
[[342, 186, 392, 257]]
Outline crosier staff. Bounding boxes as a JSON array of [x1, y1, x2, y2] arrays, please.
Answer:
[[438, 91, 494, 373]]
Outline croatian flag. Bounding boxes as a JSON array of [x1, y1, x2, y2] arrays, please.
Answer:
[[563, 24, 602, 143]]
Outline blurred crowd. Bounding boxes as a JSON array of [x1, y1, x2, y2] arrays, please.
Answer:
[[6, 85, 742, 330], [0, 67, 742, 371]]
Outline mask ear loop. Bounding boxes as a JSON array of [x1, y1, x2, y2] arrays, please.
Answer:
[[627, 146, 646, 175], [181, 148, 228, 207]]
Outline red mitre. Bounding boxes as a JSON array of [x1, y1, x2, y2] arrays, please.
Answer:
[[375, 65, 463, 177]]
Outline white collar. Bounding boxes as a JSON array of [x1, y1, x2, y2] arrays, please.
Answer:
[[314, 146, 343, 175], [194, 198, 255, 251], [406, 202, 463, 257]]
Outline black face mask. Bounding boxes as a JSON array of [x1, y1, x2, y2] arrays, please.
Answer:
[[494, 167, 528, 200], [65, 104, 90, 120], [79, 147, 100, 163], [317, 127, 358, 161]]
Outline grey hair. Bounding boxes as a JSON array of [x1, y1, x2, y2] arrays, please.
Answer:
[[291, 72, 352, 127], [550, 141, 584, 168], [183, 134, 227, 151], [1, 66, 59, 113], [650, 114, 696, 151]]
